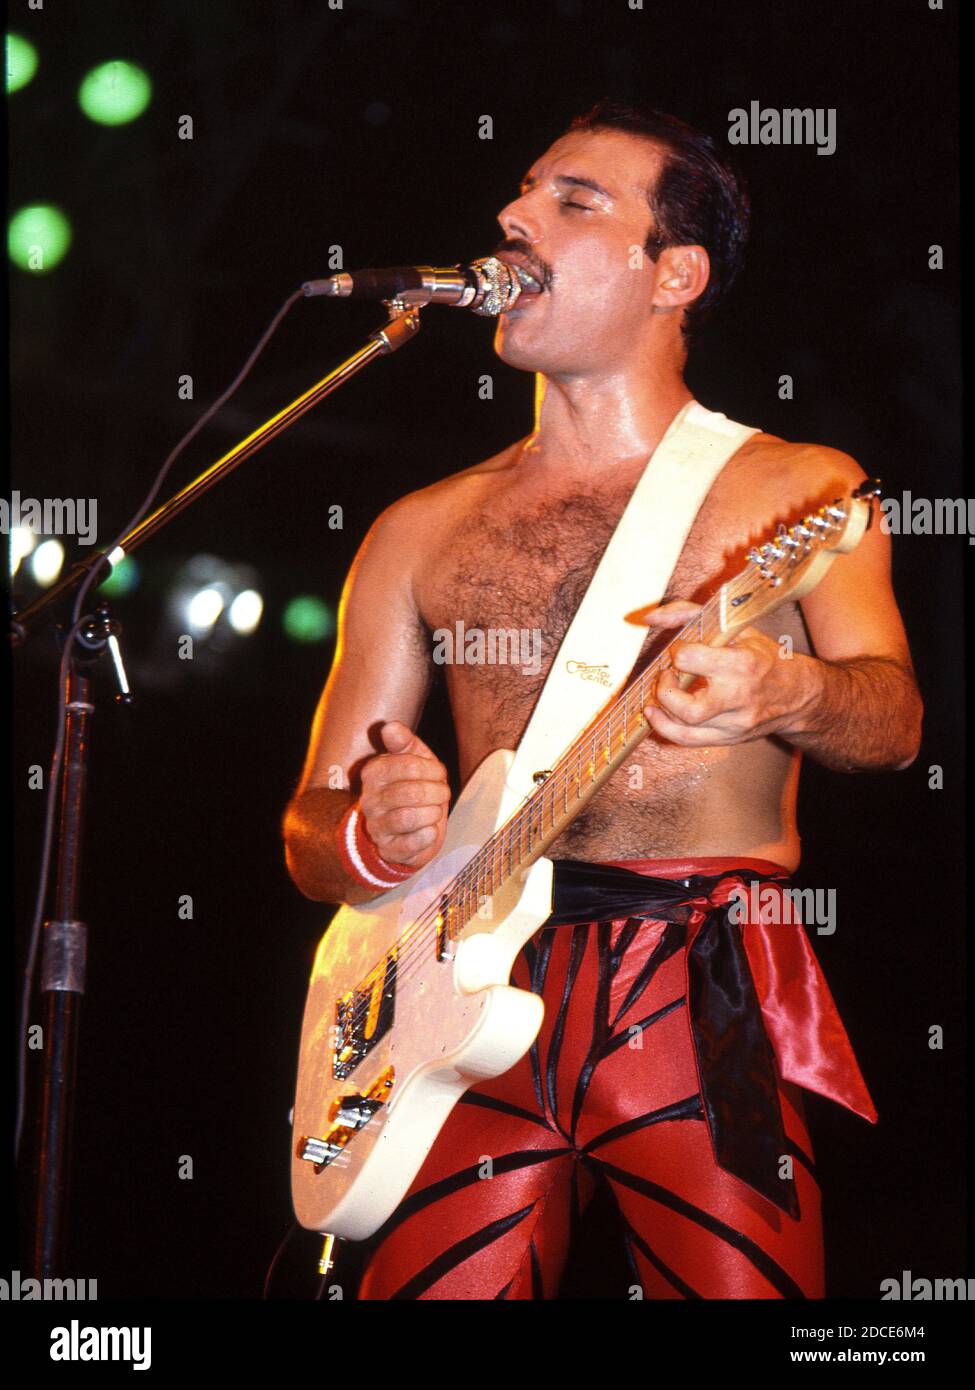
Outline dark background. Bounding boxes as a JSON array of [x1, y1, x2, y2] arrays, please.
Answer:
[[9, 0, 963, 1301]]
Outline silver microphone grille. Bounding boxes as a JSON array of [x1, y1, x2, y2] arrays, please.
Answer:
[[468, 256, 523, 316]]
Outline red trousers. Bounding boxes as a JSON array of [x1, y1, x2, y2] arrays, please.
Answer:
[[357, 858, 825, 1300]]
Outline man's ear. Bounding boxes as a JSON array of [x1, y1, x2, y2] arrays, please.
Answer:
[[652, 244, 710, 313]]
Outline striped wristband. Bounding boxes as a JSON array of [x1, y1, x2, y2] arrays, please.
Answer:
[[336, 805, 416, 891]]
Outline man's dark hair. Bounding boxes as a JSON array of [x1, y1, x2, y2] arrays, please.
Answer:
[[567, 101, 750, 341]]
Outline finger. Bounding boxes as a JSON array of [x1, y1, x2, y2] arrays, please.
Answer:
[[373, 804, 446, 838], [380, 720, 436, 759], [381, 824, 440, 863], [670, 641, 748, 679], [646, 705, 736, 746], [726, 624, 767, 647], [369, 778, 451, 810], [637, 599, 703, 628], [362, 753, 449, 787], [650, 682, 723, 727]]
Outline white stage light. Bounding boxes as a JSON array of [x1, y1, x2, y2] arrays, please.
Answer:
[[228, 589, 263, 634], [32, 538, 64, 585], [185, 585, 225, 631]]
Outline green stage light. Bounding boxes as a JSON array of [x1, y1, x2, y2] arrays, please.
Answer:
[[283, 596, 334, 644], [98, 554, 139, 597], [8, 204, 72, 272], [6, 33, 38, 92], [78, 60, 151, 126]]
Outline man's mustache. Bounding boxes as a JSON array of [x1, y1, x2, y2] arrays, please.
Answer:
[[493, 238, 552, 291]]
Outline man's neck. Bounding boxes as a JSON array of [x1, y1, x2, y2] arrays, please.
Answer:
[[517, 364, 693, 486]]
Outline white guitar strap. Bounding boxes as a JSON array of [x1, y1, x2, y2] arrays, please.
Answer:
[[506, 400, 759, 799]]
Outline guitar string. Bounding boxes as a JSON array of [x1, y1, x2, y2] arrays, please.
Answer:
[[335, 552, 789, 1036]]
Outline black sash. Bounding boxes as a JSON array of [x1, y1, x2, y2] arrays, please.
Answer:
[[541, 859, 800, 1220]]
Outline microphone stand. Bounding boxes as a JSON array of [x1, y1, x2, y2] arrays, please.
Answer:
[[13, 301, 423, 1279], [11, 305, 422, 647]]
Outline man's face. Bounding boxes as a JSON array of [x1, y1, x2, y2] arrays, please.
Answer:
[[493, 127, 669, 376]]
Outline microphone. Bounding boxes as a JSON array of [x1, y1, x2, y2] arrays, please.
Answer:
[[301, 256, 529, 316]]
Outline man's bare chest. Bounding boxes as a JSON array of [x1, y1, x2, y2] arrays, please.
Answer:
[[418, 484, 732, 650]]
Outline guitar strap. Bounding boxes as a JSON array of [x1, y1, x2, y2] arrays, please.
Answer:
[[506, 399, 759, 800]]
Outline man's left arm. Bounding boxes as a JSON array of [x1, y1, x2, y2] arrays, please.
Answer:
[[644, 458, 924, 772]]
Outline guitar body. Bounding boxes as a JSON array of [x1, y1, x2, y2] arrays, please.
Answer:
[[291, 748, 554, 1240]]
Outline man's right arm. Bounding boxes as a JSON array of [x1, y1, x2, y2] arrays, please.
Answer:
[[282, 497, 450, 905]]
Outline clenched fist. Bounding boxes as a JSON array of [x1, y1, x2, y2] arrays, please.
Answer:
[[359, 721, 451, 869]]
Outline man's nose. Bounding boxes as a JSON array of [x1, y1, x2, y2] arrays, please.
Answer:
[[497, 195, 539, 244]]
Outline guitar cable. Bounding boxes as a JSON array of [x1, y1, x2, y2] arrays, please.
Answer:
[[261, 1218, 341, 1299]]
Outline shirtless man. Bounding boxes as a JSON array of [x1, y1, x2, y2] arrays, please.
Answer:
[[283, 103, 922, 1300]]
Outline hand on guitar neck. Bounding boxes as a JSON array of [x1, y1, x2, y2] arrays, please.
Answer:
[[640, 596, 818, 747]]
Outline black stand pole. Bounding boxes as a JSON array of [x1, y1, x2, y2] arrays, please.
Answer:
[[32, 661, 93, 1279], [16, 303, 424, 1277]]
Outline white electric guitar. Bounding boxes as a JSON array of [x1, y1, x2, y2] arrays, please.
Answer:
[[291, 481, 880, 1240]]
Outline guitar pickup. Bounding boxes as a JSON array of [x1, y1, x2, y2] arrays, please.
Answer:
[[333, 956, 397, 1079], [332, 1095, 382, 1129], [297, 1068, 396, 1171]]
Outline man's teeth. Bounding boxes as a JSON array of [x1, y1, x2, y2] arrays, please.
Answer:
[[513, 265, 542, 291]]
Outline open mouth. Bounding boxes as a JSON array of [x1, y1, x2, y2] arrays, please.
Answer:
[[499, 261, 547, 314], [511, 263, 544, 295]]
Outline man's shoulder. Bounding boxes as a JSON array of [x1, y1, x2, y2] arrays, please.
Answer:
[[366, 440, 523, 540], [735, 430, 867, 499]]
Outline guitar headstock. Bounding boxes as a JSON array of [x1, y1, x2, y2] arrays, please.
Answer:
[[717, 479, 882, 635]]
